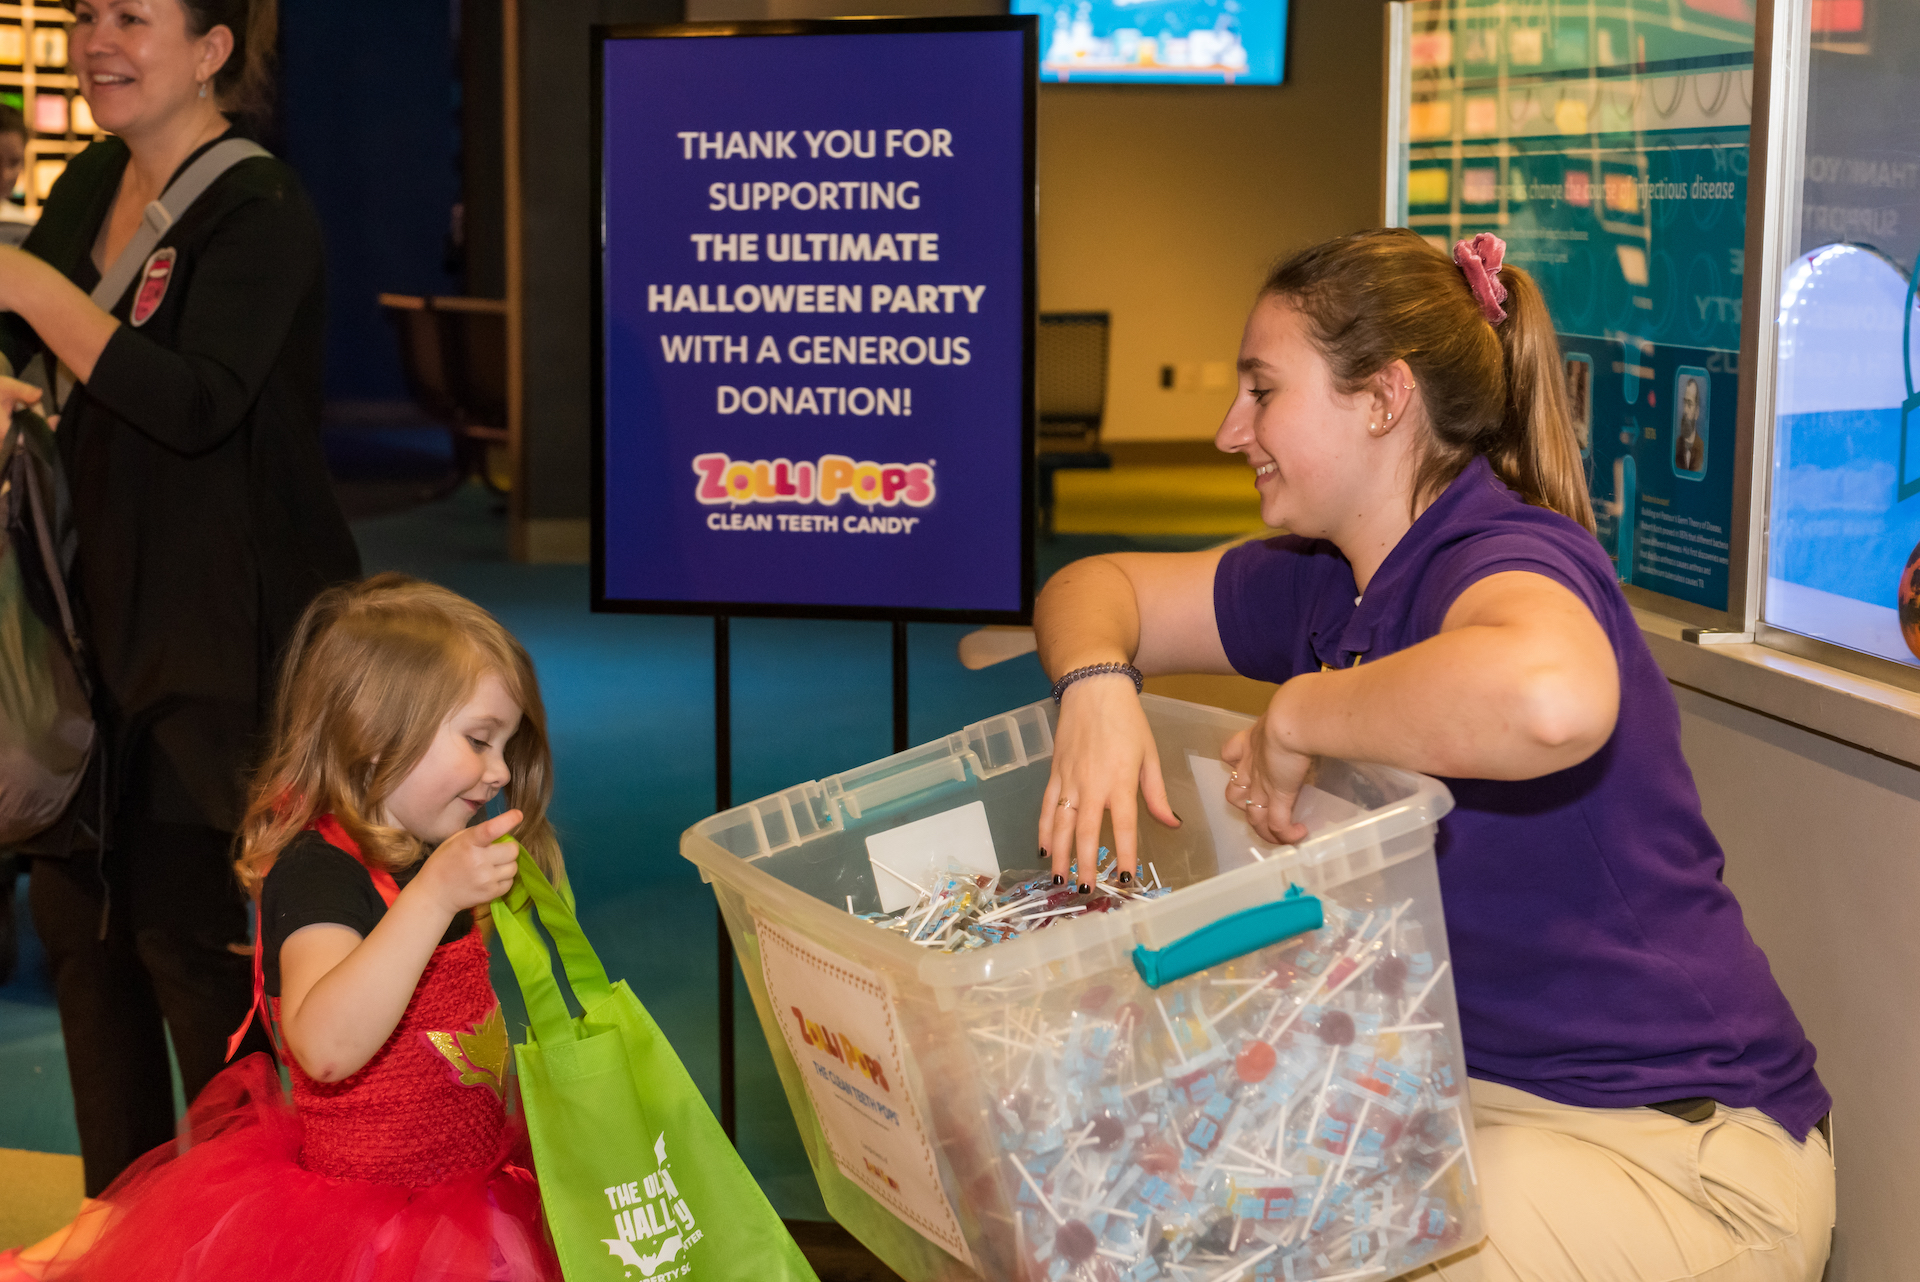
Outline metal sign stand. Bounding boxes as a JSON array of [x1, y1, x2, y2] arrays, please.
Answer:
[[712, 617, 909, 1143]]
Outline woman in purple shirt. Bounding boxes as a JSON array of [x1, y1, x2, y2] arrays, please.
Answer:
[[1033, 229, 1833, 1281]]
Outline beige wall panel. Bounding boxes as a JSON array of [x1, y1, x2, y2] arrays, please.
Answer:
[[1037, 1, 1385, 441], [1675, 684, 1920, 1282]]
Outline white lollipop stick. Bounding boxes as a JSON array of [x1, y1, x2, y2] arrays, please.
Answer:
[[1400, 960, 1451, 1023]]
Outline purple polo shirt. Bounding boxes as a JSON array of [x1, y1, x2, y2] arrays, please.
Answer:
[[1213, 456, 1828, 1138]]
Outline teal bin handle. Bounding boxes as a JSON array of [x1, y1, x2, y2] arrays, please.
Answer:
[[1131, 885, 1323, 989]]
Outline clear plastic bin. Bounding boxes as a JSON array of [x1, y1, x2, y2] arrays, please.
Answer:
[[682, 694, 1481, 1282]]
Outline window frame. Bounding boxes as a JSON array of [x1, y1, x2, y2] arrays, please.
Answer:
[[1742, 0, 1920, 692]]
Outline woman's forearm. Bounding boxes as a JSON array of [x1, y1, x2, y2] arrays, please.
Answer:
[[0, 248, 117, 383], [1034, 547, 1238, 681], [280, 887, 460, 1083], [1266, 618, 1617, 781], [1033, 555, 1141, 679]]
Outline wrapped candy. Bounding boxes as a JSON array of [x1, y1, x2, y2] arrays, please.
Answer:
[[959, 895, 1476, 1281], [853, 850, 1171, 953]]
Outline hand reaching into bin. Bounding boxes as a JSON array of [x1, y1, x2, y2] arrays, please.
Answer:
[[1039, 677, 1178, 885], [1033, 550, 1237, 884], [1221, 712, 1313, 847]]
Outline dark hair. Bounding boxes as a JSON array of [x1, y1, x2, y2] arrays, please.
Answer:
[[0, 103, 25, 143], [180, 0, 276, 123], [1261, 228, 1594, 534]]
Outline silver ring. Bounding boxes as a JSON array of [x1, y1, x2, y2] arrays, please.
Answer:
[[1058, 799, 1076, 809], [1249, 803, 1265, 809]]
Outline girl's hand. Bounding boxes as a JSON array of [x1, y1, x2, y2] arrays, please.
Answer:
[[1040, 677, 1179, 883], [413, 808, 523, 915], [1220, 690, 1312, 846], [0, 376, 41, 423]]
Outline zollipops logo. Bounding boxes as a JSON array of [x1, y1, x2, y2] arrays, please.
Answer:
[[692, 452, 934, 507], [601, 1132, 704, 1279]]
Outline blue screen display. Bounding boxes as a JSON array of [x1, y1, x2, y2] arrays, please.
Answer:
[[1013, 0, 1286, 85], [598, 28, 1032, 618]]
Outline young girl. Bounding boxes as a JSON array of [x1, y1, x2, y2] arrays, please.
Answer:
[[6, 574, 565, 1280], [1035, 230, 1835, 1280]]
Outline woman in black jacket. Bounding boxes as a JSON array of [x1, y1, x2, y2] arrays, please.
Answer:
[[0, 0, 358, 1198]]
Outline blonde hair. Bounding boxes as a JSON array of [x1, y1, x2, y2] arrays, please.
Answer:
[[1261, 228, 1595, 533], [237, 573, 563, 894]]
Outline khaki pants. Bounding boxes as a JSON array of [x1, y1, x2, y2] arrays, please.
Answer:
[[1402, 1079, 1834, 1282]]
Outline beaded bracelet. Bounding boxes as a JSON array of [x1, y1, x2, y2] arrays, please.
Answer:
[[1051, 661, 1144, 704]]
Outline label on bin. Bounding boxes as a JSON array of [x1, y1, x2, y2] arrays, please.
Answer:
[[756, 916, 972, 1263]]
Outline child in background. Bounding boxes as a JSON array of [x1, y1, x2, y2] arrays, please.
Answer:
[[4, 574, 565, 1280], [0, 104, 29, 246]]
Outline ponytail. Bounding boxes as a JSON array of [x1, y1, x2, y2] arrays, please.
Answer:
[[1492, 268, 1594, 531], [1261, 228, 1596, 534]]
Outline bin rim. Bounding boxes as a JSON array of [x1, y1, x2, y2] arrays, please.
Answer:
[[678, 694, 1454, 993]]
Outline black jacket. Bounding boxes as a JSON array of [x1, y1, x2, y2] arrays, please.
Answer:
[[0, 135, 360, 837]]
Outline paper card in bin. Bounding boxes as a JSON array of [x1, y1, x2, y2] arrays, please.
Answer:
[[865, 800, 1001, 912]]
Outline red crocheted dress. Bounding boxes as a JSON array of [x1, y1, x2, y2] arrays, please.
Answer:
[[39, 819, 561, 1281]]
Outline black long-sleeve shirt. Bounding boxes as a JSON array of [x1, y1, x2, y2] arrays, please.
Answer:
[[0, 135, 360, 834]]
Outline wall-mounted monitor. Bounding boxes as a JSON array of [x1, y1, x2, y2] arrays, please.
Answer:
[[1013, 0, 1287, 85]]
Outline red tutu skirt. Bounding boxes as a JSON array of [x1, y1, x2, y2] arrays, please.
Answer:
[[33, 1055, 561, 1281]]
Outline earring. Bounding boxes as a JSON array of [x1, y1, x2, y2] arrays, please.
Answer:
[[198, 80, 210, 99], [1386, 412, 1394, 422]]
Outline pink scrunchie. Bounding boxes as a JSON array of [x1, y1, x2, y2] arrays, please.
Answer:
[[1453, 233, 1509, 324]]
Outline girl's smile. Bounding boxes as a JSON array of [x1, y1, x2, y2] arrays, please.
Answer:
[[380, 671, 523, 846]]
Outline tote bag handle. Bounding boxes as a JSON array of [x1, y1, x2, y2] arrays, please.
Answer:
[[489, 845, 614, 1044]]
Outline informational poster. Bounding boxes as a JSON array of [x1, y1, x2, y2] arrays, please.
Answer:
[[594, 21, 1035, 621], [755, 916, 972, 1263], [1393, 2, 1754, 612]]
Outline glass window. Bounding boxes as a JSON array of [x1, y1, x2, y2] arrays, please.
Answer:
[[1764, 2, 1920, 671], [1392, 0, 1755, 613]]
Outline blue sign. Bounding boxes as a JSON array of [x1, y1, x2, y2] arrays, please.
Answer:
[[594, 20, 1036, 621]]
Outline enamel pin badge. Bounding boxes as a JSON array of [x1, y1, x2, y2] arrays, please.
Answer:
[[129, 247, 177, 327]]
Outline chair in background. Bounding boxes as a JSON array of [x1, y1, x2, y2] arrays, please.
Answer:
[[376, 293, 512, 497], [430, 295, 512, 494], [1035, 311, 1113, 536], [377, 292, 459, 423]]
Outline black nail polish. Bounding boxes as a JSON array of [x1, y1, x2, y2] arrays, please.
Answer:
[[1039, 847, 1048, 861], [1052, 874, 1065, 886], [1078, 883, 1091, 894], [1172, 811, 1184, 823], [1118, 870, 1132, 885]]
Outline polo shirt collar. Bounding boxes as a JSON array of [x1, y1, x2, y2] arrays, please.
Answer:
[[1327, 456, 1509, 667]]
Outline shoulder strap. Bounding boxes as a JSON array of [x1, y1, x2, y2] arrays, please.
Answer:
[[90, 137, 270, 311], [309, 813, 402, 908], [225, 811, 398, 1063]]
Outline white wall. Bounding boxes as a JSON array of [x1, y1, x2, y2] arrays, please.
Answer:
[[1676, 686, 1920, 1281]]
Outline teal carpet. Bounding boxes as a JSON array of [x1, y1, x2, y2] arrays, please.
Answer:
[[0, 478, 1217, 1221]]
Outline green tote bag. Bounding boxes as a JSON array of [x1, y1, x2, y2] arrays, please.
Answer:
[[490, 849, 817, 1282]]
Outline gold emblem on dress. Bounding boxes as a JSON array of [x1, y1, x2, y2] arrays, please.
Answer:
[[425, 1005, 509, 1099]]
